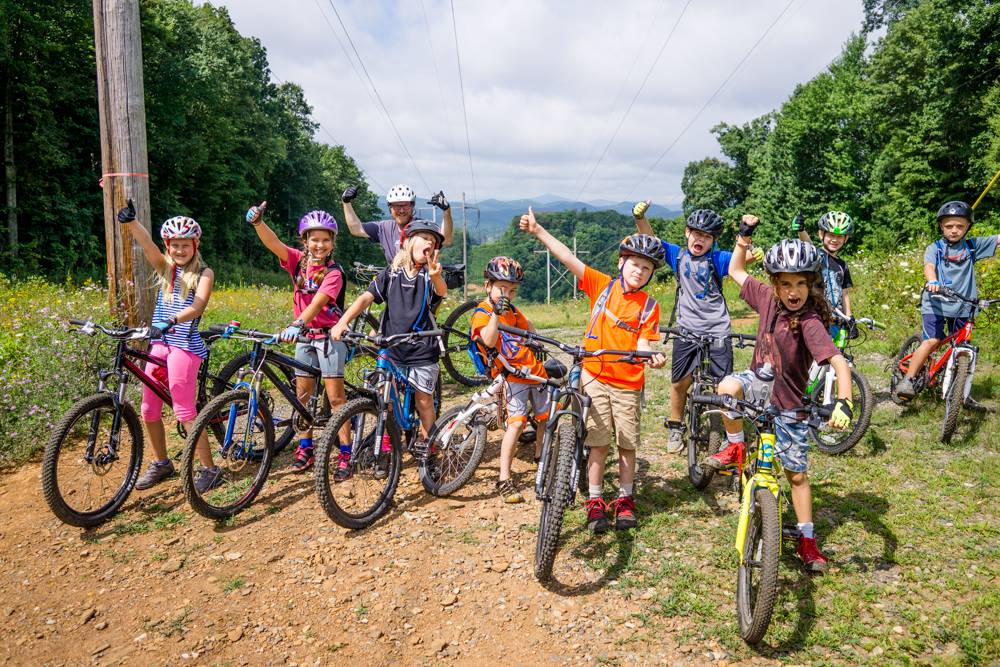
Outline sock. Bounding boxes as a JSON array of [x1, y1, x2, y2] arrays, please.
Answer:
[[155, 459, 171, 466], [797, 522, 814, 539], [618, 484, 633, 498], [298, 437, 313, 451], [667, 420, 682, 430], [339, 441, 351, 455], [726, 431, 744, 444], [588, 484, 603, 500]]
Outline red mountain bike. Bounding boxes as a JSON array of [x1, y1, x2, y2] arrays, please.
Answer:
[[889, 286, 1000, 443]]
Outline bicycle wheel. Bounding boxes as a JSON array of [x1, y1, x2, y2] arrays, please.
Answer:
[[420, 405, 489, 496], [941, 354, 970, 444], [534, 422, 575, 581], [314, 397, 402, 529], [181, 389, 275, 520], [344, 313, 379, 390], [441, 298, 489, 387], [889, 334, 923, 406], [687, 401, 722, 490], [215, 352, 297, 454], [41, 394, 143, 527], [809, 368, 873, 455], [736, 487, 780, 644]]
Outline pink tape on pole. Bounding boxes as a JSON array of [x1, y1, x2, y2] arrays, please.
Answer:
[[99, 172, 149, 188]]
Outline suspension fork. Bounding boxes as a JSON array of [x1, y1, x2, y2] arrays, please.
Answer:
[[735, 432, 781, 559]]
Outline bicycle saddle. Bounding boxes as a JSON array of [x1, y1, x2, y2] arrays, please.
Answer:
[[544, 358, 568, 380]]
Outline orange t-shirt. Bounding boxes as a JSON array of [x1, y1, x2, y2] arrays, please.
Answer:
[[578, 266, 660, 390], [469, 300, 547, 384]]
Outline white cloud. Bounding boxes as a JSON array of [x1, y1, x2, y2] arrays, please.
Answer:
[[208, 0, 865, 204]]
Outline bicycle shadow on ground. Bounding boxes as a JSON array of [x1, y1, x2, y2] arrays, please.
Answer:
[[541, 524, 637, 597], [814, 483, 898, 569], [760, 558, 819, 657], [213, 474, 315, 533], [80, 488, 188, 542]]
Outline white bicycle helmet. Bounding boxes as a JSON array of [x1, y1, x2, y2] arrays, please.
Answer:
[[386, 184, 417, 204], [160, 216, 202, 240], [763, 239, 821, 275]]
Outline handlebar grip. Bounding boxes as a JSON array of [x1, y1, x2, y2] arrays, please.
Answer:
[[690, 394, 735, 410], [69, 319, 88, 326], [204, 324, 228, 335], [498, 323, 530, 338]]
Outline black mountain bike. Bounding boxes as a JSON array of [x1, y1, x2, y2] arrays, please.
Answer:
[[662, 327, 756, 490], [41, 320, 229, 527], [494, 325, 655, 581]]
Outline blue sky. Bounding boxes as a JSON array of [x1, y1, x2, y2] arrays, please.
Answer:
[[209, 0, 866, 206]]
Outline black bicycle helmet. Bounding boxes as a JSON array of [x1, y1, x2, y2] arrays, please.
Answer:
[[403, 219, 445, 248], [619, 234, 666, 269], [763, 239, 821, 275], [685, 209, 725, 238], [484, 256, 524, 283], [937, 200, 973, 224], [817, 210, 854, 235]]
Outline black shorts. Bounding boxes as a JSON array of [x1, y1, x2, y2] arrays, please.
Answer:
[[670, 334, 733, 383]]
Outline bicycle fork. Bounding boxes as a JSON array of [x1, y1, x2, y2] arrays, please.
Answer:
[[735, 433, 781, 562], [941, 345, 977, 400]]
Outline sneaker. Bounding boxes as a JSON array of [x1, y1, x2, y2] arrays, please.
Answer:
[[135, 460, 176, 490], [796, 536, 829, 573], [288, 447, 314, 473], [193, 466, 223, 494], [333, 451, 352, 482], [704, 442, 743, 471], [611, 495, 638, 530], [585, 498, 610, 534], [666, 424, 684, 455], [894, 377, 916, 400], [496, 478, 524, 504]]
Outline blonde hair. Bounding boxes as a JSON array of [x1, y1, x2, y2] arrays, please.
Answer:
[[156, 251, 207, 303], [390, 235, 422, 273]]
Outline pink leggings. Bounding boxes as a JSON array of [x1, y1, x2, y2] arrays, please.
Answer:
[[141, 344, 203, 423]]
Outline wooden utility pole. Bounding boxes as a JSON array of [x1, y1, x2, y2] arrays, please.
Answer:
[[93, 0, 154, 325], [4, 77, 15, 260]]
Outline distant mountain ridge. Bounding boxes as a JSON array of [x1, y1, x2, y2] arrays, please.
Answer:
[[376, 195, 681, 242]]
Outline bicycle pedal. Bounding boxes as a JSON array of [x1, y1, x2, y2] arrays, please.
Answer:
[[716, 469, 734, 476]]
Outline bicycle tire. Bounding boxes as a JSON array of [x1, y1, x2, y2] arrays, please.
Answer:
[[687, 401, 719, 490], [420, 405, 488, 496], [314, 397, 402, 529], [941, 354, 970, 444], [889, 334, 923, 406], [810, 368, 874, 455], [215, 352, 298, 454], [736, 487, 780, 644], [41, 394, 144, 527], [534, 422, 575, 581], [181, 389, 275, 520], [441, 298, 489, 387]]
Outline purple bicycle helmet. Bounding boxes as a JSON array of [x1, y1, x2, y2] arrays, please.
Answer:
[[298, 210, 338, 237]]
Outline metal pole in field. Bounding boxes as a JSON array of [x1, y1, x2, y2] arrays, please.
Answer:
[[462, 191, 468, 300], [534, 249, 551, 305], [93, 0, 154, 325]]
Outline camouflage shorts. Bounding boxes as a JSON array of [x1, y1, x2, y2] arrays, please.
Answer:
[[773, 414, 810, 473]]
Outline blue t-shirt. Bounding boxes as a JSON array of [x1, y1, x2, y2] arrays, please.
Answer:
[[662, 241, 732, 336], [921, 235, 998, 318]]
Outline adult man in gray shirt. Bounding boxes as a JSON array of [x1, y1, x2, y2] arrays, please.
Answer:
[[341, 183, 454, 263]]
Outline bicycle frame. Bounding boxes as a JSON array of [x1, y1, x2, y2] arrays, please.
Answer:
[[235, 337, 325, 430], [375, 349, 422, 435], [898, 321, 977, 399], [735, 432, 782, 561]]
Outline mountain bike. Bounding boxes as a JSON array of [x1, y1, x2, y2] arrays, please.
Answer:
[[661, 327, 756, 489], [41, 319, 230, 527], [690, 392, 832, 644], [889, 286, 1000, 443], [804, 309, 884, 454], [352, 260, 484, 387], [180, 323, 354, 519], [313, 329, 444, 530], [492, 325, 655, 581]]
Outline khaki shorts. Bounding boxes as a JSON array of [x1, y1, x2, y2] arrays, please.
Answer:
[[582, 370, 641, 451]]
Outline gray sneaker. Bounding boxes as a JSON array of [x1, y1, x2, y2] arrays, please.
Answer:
[[135, 460, 176, 490], [666, 426, 685, 454], [894, 377, 916, 400], [194, 466, 223, 494]]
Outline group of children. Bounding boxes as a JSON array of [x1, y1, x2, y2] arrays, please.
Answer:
[[118, 184, 995, 574]]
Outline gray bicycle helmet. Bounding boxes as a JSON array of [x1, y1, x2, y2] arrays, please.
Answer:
[[817, 210, 854, 235], [619, 233, 666, 269], [685, 209, 725, 238], [763, 239, 821, 274], [403, 219, 445, 248], [937, 200, 973, 223]]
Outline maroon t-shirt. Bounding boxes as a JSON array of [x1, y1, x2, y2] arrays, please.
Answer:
[[741, 276, 839, 411]]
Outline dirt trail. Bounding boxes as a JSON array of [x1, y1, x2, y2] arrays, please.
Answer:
[[0, 428, 761, 667]]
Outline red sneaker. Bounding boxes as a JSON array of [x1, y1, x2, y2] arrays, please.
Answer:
[[585, 498, 610, 534], [796, 536, 828, 572], [704, 442, 743, 471], [611, 495, 638, 530]]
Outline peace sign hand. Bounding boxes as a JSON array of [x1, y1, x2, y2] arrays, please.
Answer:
[[427, 249, 443, 278]]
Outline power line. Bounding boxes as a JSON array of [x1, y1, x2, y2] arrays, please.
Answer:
[[574, 0, 694, 201], [450, 0, 478, 204], [630, 0, 798, 196], [317, 0, 432, 193], [269, 70, 386, 194], [420, 0, 459, 153]]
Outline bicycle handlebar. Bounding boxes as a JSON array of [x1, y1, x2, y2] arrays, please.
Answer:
[[927, 285, 1000, 310], [341, 328, 444, 348], [660, 326, 757, 348], [497, 324, 656, 362], [691, 393, 832, 421], [831, 308, 885, 330], [69, 319, 150, 340]]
